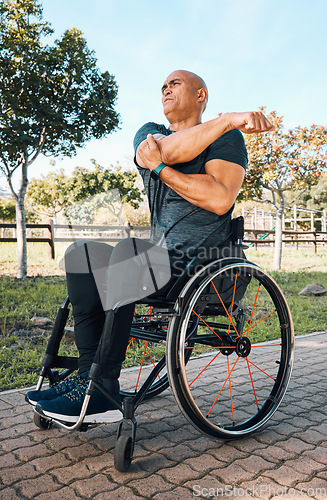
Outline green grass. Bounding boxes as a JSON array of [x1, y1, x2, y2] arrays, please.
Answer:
[[0, 243, 326, 390]]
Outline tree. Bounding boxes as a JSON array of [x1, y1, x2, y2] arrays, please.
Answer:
[[26, 168, 71, 218], [238, 109, 327, 270], [299, 172, 327, 211], [0, 0, 119, 277], [68, 160, 144, 225], [26, 161, 144, 225]]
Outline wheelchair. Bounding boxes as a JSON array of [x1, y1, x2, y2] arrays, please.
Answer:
[[30, 217, 294, 472]]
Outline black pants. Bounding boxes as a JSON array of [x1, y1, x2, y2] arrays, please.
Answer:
[[65, 238, 174, 378], [64, 237, 240, 379]]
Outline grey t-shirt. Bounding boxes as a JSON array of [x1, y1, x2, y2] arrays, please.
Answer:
[[133, 122, 247, 264]]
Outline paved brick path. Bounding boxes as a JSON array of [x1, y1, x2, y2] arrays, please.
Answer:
[[0, 332, 326, 499]]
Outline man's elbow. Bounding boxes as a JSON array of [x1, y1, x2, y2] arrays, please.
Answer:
[[211, 199, 235, 216], [157, 142, 178, 166]]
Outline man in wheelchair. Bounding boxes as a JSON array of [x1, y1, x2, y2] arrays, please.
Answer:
[[26, 70, 274, 424]]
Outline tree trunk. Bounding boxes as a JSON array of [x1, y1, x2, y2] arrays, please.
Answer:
[[12, 159, 29, 278], [15, 195, 27, 278], [273, 208, 283, 271]]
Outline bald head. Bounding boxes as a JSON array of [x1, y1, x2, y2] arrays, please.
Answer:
[[161, 70, 209, 126]]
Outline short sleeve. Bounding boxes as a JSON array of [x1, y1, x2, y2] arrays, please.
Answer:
[[133, 122, 168, 167], [205, 129, 248, 170]]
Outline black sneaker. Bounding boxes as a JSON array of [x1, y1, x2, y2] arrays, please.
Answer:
[[35, 379, 121, 424], [26, 372, 88, 406]]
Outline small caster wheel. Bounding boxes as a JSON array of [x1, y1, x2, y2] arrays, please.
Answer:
[[33, 411, 52, 430], [114, 435, 133, 472]]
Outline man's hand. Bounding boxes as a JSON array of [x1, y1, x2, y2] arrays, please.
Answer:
[[137, 134, 163, 170], [226, 111, 275, 134]]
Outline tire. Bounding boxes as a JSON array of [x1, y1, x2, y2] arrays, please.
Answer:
[[114, 435, 133, 472], [167, 261, 294, 439], [33, 411, 52, 430]]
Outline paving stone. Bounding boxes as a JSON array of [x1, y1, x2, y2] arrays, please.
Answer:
[[15, 474, 62, 498], [263, 465, 310, 487], [253, 445, 295, 463], [210, 444, 248, 463], [159, 443, 198, 462], [61, 442, 102, 461], [129, 474, 175, 497], [239, 476, 287, 500], [142, 434, 175, 452], [30, 452, 71, 472], [278, 436, 316, 454], [72, 474, 117, 497], [0, 463, 38, 486], [34, 486, 81, 500], [183, 476, 227, 498], [303, 447, 327, 468], [284, 455, 326, 475], [0, 435, 35, 452], [211, 463, 254, 484], [296, 478, 327, 499], [14, 443, 53, 461], [0, 487, 21, 499], [292, 428, 327, 445], [0, 452, 23, 468], [93, 485, 139, 499], [233, 454, 276, 474], [43, 434, 84, 451], [131, 452, 176, 474], [184, 454, 225, 473], [158, 463, 201, 484], [51, 462, 95, 483], [153, 485, 196, 499]]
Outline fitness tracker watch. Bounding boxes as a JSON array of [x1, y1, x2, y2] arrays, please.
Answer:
[[150, 163, 167, 180]]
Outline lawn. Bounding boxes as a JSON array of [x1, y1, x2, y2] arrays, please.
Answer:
[[0, 242, 326, 390]]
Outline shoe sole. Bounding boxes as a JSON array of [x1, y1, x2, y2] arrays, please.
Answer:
[[25, 395, 37, 406], [39, 408, 122, 424]]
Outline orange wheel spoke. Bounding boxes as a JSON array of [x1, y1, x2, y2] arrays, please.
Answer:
[[244, 283, 261, 338], [192, 310, 224, 341], [247, 359, 275, 380], [227, 356, 235, 423], [252, 342, 281, 347], [246, 357, 259, 409], [125, 337, 134, 354], [211, 282, 239, 337], [242, 310, 277, 336], [207, 357, 239, 416], [184, 345, 235, 349], [145, 343, 161, 380], [228, 273, 238, 337], [189, 352, 221, 387], [135, 341, 148, 391]]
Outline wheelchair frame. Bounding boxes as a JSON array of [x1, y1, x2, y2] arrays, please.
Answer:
[[30, 238, 294, 472]]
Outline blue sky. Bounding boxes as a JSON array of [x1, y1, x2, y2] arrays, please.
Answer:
[[3, 0, 327, 189]]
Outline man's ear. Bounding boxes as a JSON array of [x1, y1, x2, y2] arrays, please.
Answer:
[[198, 88, 208, 112]]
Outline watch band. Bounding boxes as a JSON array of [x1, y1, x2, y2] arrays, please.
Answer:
[[150, 163, 167, 180]]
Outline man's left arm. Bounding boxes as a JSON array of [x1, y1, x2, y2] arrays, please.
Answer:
[[138, 134, 245, 216]]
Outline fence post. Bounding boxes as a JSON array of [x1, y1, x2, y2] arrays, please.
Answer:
[[125, 222, 131, 238], [313, 228, 317, 254], [48, 220, 55, 260]]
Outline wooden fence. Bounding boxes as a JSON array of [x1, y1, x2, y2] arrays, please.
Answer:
[[1, 222, 327, 259]]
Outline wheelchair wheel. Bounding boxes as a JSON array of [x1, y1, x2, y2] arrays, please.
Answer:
[[167, 261, 294, 439]]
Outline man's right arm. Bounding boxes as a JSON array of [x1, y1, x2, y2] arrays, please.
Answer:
[[136, 112, 274, 168]]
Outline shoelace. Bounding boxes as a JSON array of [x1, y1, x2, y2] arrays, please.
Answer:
[[53, 375, 84, 395], [63, 380, 89, 402]]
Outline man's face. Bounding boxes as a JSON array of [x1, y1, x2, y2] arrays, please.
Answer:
[[161, 71, 200, 122]]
